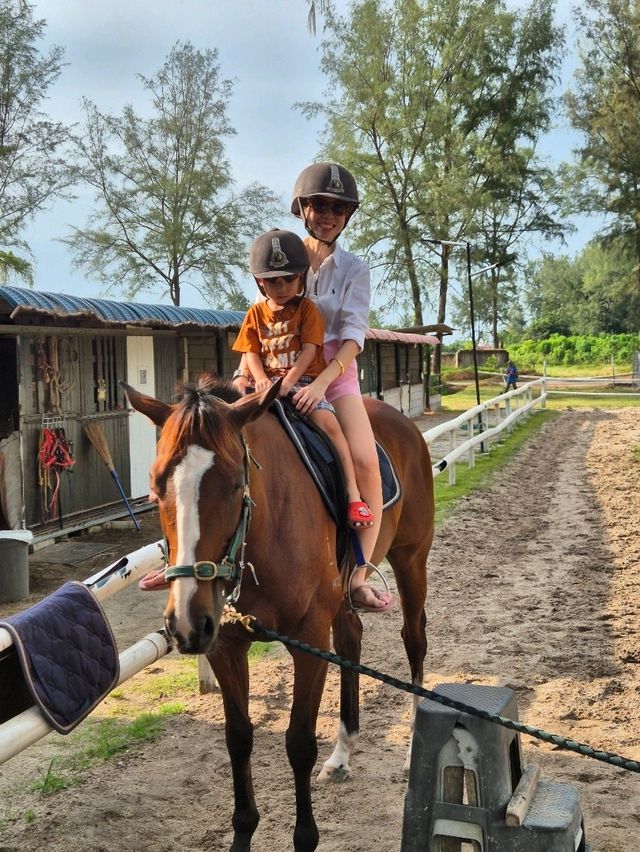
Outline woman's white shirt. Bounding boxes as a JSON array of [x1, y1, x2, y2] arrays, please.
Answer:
[[306, 241, 370, 351]]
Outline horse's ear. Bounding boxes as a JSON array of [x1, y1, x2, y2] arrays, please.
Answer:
[[230, 378, 282, 427], [121, 381, 172, 427]]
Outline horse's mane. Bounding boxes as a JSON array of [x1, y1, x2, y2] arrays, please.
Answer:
[[156, 374, 243, 473]]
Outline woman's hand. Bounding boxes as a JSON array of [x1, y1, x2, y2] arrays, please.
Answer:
[[292, 377, 328, 414]]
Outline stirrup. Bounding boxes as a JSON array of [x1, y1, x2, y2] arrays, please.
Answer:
[[347, 562, 391, 611]]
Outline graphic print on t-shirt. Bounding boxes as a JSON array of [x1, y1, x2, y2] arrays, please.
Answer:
[[260, 315, 301, 374]]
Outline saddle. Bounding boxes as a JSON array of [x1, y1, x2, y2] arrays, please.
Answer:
[[271, 398, 402, 564]]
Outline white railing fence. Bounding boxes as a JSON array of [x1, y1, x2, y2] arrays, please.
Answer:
[[0, 541, 169, 767], [423, 378, 547, 485]]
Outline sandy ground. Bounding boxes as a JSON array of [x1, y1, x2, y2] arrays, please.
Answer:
[[0, 408, 638, 851]]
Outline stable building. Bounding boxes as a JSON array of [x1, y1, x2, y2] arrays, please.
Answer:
[[0, 286, 437, 539]]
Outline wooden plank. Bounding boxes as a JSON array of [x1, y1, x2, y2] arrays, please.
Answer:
[[153, 334, 179, 404], [505, 762, 541, 827]]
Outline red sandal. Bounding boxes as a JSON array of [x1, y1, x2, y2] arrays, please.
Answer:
[[347, 501, 375, 529]]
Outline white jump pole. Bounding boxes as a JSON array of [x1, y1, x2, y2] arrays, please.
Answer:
[[0, 540, 166, 655], [0, 629, 170, 767]]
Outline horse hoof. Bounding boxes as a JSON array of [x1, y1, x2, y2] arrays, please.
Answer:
[[317, 762, 352, 783]]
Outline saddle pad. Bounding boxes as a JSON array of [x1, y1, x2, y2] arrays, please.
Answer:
[[272, 399, 402, 525], [0, 581, 120, 734]]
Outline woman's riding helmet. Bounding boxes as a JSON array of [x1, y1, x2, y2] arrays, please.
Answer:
[[291, 162, 360, 217]]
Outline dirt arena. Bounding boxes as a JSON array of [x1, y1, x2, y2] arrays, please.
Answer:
[[0, 407, 638, 851]]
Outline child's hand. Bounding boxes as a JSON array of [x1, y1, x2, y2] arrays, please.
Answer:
[[254, 377, 272, 393], [232, 375, 250, 395], [279, 380, 295, 397]]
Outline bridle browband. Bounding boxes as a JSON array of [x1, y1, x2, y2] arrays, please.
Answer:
[[164, 430, 258, 602]]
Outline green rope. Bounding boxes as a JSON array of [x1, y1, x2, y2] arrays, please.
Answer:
[[251, 618, 640, 775]]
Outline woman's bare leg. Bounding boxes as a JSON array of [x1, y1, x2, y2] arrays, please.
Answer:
[[332, 395, 390, 610]]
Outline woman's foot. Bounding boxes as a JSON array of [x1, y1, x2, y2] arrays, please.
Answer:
[[138, 568, 169, 591], [349, 582, 394, 613], [347, 501, 375, 529]]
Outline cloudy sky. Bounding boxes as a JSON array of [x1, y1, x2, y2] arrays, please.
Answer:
[[21, 0, 598, 312]]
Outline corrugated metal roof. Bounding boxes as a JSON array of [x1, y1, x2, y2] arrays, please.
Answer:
[[366, 327, 439, 346], [0, 286, 245, 330], [0, 286, 439, 343]]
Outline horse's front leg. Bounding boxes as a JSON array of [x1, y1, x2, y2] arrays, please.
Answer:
[[317, 602, 363, 782], [388, 541, 428, 774], [210, 640, 259, 852], [287, 643, 330, 851]]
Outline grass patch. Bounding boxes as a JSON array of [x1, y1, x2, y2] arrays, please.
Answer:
[[69, 702, 184, 768], [248, 641, 275, 664], [433, 410, 555, 524], [29, 760, 78, 796], [25, 701, 184, 798], [124, 658, 199, 705]]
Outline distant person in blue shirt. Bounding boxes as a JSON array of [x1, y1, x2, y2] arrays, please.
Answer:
[[504, 360, 518, 392]]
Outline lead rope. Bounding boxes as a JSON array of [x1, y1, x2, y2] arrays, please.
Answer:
[[219, 606, 640, 775]]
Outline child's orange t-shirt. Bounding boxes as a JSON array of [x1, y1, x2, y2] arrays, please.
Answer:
[[233, 298, 326, 378]]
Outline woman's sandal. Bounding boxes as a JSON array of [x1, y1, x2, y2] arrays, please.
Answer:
[[347, 501, 375, 529]]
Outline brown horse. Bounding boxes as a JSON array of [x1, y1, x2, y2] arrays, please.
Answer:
[[123, 375, 434, 852]]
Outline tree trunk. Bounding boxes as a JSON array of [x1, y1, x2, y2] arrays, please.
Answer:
[[170, 270, 180, 306], [399, 220, 423, 326], [435, 246, 450, 377], [635, 223, 640, 294], [491, 269, 499, 348]]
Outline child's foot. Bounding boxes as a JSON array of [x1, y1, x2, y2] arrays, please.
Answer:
[[347, 501, 375, 529]]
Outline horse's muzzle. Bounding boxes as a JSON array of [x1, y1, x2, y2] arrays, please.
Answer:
[[164, 612, 217, 655]]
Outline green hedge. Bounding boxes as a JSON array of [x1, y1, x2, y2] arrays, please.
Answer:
[[508, 333, 640, 368]]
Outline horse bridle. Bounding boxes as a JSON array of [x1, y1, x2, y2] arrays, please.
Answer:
[[164, 434, 257, 602]]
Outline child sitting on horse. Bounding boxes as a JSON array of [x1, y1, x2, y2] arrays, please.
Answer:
[[233, 228, 375, 532]]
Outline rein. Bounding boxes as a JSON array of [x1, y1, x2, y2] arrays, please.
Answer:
[[164, 433, 258, 600]]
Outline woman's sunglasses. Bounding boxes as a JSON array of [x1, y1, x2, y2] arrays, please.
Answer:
[[301, 197, 352, 216]]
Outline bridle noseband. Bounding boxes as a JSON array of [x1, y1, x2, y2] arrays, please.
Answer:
[[164, 433, 258, 602]]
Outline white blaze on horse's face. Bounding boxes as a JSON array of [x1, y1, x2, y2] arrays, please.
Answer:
[[171, 443, 215, 639]]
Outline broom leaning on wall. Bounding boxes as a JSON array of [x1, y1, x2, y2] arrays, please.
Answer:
[[83, 421, 142, 531]]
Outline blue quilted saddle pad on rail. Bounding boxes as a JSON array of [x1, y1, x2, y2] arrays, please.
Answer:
[[0, 580, 120, 734]]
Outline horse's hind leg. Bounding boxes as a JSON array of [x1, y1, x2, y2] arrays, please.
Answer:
[[387, 541, 429, 773], [287, 645, 330, 851], [317, 603, 362, 783], [210, 642, 259, 852]]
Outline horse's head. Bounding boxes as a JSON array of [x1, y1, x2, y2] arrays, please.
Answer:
[[123, 376, 281, 654]]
